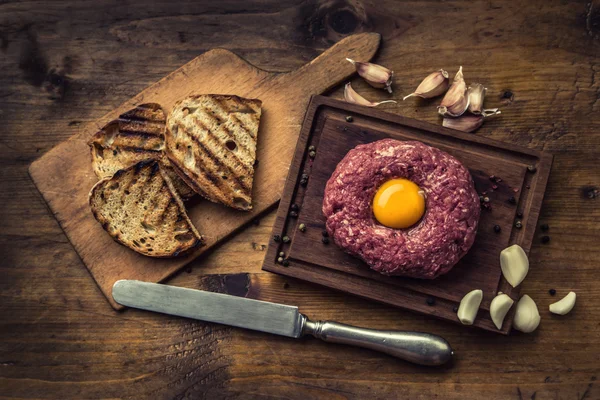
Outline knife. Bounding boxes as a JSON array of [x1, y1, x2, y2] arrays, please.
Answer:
[[112, 280, 454, 366]]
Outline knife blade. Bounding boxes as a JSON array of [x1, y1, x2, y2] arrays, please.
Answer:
[[112, 280, 454, 366]]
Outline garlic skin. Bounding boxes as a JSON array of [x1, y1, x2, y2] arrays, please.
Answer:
[[549, 292, 576, 315], [346, 58, 394, 93], [490, 294, 515, 330], [513, 295, 541, 333], [467, 83, 487, 115], [500, 244, 529, 287], [403, 69, 449, 100], [442, 109, 501, 133], [438, 66, 469, 117], [457, 289, 483, 325], [343, 83, 397, 107]]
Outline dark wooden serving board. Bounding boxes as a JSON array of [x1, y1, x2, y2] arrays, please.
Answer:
[[28, 34, 381, 310], [263, 96, 553, 334]]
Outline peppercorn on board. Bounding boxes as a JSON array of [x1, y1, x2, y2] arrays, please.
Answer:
[[28, 33, 381, 310], [263, 96, 553, 335]]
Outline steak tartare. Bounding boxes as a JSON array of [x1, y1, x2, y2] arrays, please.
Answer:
[[322, 139, 480, 279]]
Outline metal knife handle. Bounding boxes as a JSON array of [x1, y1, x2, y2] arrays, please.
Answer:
[[302, 317, 453, 366]]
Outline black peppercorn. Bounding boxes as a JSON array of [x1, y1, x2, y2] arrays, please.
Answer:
[[300, 179, 308, 187], [489, 175, 496, 182], [301, 173, 309, 180], [541, 235, 550, 244], [345, 116, 353, 122], [289, 211, 298, 218], [515, 220, 523, 229], [322, 237, 330, 244], [282, 236, 290, 243], [549, 289, 556, 296], [290, 204, 299, 212], [508, 196, 516, 204], [541, 223, 549, 231], [322, 230, 329, 237], [452, 306, 459, 313], [273, 235, 281, 242], [494, 225, 501, 233], [282, 259, 290, 267], [517, 211, 523, 218], [479, 195, 484, 203], [527, 165, 537, 173], [426, 297, 436, 306]]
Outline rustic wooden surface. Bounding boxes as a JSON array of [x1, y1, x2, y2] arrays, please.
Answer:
[[27, 32, 380, 310], [1, 0, 599, 399], [263, 96, 553, 334]]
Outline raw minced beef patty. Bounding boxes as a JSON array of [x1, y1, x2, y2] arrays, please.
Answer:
[[322, 139, 480, 279]]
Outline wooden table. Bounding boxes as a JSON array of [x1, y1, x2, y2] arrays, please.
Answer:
[[1, 1, 598, 398]]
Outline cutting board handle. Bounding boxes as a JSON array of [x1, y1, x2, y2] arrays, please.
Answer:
[[285, 32, 381, 95]]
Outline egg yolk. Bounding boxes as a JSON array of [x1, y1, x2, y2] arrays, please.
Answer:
[[372, 178, 425, 229]]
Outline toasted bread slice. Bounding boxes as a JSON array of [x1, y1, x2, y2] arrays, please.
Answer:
[[89, 103, 195, 200], [89, 160, 203, 257], [164, 95, 262, 211]]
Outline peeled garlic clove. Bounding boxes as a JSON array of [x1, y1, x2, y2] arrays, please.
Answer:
[[343, 83, 397, 107], [442, 109, 501, 133], [438, 66, 469, 117], [549, 291, 576, 315], [457, 289, 483, 325], [490, 294, 515, 329], [403, 69, 449, 100], [500, 244, 529, 287], [513, 294, 540, 333], [346, 58, 394, 93], [467, 83, 487, 115]]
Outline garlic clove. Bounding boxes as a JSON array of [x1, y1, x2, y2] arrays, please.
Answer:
[[549, 291, 576, 315], [438, 66, 469, 117], [346, 58, 394, 93], [513, 294, 541, 333], [442, 109, 501, 133], [490, 294, 515, 330], [343, 83, 397, 107], [500, 244, 529, 287], [403, 69, 449, 100], [457, 289, 483, 325], [467, 83, 487, 115]]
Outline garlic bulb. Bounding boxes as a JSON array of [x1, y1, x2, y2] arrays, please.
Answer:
[[457, 289, 483, 325], [403, 69, 449, 100], [500, 244, 529, 287], [343, 83, 397, 107], [346, 58, 394, 93], [549, 292, 576, 315], [490, 294, 514, 330], [513, 295, 540, 333], [438, 66, 469, 117]]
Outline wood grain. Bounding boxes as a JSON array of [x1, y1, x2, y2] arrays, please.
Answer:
[[1, 0, 599, 399], [27, 33, 381, 310]]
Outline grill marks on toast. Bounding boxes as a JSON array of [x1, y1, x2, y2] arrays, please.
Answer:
[[165, 95, 262, 210], [89, 160, 202, 257], [88, 103, 195, 200]]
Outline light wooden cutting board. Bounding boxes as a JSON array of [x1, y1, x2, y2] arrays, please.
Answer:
[[29, 33, 381, 309]]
